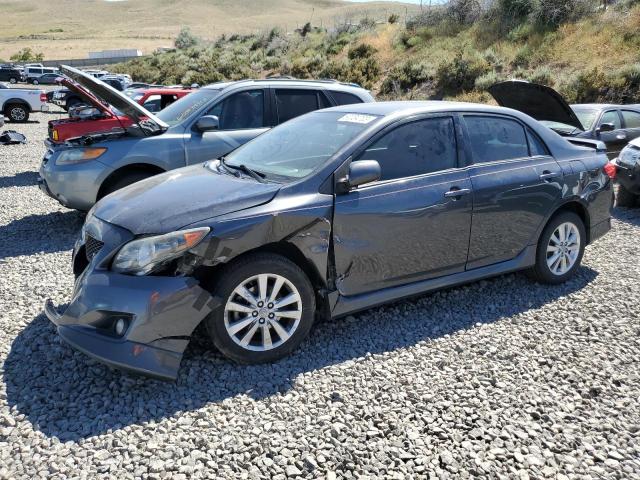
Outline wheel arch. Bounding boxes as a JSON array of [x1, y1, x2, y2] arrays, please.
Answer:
[[196, 241, 330, 319], [546, 200, 592, 244], [97, 163, 166, 200], [2, 98, 31, 112]]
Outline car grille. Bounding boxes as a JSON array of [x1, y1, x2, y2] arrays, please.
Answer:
[[85, 235, 104, 262]]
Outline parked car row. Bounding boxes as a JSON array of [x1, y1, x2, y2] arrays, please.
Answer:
[[35, 66, 617, 381]]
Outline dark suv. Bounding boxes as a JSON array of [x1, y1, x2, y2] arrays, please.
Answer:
[[45, 101, 613, 380], [39, 65, 375, 211], [0, 66, 23, 84]]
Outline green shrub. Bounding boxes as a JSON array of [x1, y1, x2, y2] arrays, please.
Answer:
[[348, 43, 377, 60], [526, 66, 553, 85], [511, 45, 533, 68], [474, 71, 504, 91], [436, 52, 489, 95], [175, 27, 198, 49], [380, 60, 433, 94], [388, 13, 400, 24], [530, 0, 594, 28]]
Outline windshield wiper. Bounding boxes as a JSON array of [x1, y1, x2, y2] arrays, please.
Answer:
[[220, 157, 266, 183]]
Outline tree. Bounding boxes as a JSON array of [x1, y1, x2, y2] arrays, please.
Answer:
[[175, 27, 198, 50], [10, 48, 44, 62]]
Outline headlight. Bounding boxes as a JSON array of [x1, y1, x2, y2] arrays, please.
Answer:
[[112, 227, 210, 275], [55, 147, 107, 165], [618, 145, 640, 167]]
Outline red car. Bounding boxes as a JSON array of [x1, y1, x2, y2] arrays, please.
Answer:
[[48, 81, 191, 144]]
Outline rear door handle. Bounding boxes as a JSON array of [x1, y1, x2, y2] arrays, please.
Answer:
[[444, 188, 471, 198], [539, 171, 560, 181]]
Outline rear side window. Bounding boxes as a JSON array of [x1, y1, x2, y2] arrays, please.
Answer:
[[330, 91, 364, 106], [622, 110, 640, 128], [464, 116, 529, 163], [275, 89, 326, 124], [208, 89, 266, 130], [357, 117, 457, 181]]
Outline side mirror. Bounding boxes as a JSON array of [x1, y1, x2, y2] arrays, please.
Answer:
[[195, 115, 219, 132], [337, 160, 381, 193], [597, 122, 615, 134]]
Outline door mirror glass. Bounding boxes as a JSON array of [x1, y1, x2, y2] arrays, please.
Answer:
[[598, 122, 615, 133], [347, 160, 381, 189], [195, 115, 219, 132]]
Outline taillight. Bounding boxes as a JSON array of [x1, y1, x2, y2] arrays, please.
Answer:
[[52, 129, 59, 141], [603, 162, 617, 179], [40, 93, 47, 102]]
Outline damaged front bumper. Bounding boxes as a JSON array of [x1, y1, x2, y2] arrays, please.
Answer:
[[44, 268, 215, 381]]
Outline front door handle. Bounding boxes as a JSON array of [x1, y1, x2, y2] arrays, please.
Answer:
[[539, 171, 560, 181], [444, 188, 471, 198]]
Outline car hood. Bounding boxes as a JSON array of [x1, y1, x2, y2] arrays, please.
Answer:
[[58, 78, 114, 116], [92, 162, 281, 234], [60, 65, 168, 133], [488, 81, 584, 131]]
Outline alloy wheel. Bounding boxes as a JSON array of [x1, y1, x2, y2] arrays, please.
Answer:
[[10, 107, 26, 121], [223, 273, 302, 351], [546, 222, 581, 276]]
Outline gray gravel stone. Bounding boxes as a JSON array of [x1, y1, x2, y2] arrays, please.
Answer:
[[0, 108, 639, 479]]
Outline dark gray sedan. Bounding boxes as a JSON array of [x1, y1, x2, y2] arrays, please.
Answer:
[[45, 101, 613, 380]]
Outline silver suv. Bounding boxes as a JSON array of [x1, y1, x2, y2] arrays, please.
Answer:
[[39, 66, 375, 210]]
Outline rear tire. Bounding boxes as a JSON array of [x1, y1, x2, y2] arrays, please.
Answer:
[[527, 211, 586, 285], [5, 103, 29, 123], [205, 253, 316, 364], [32, 79, 39, 85], [98, 170, 155, 199], [616, 184, 638, 208], [9, 77, 17, 84]]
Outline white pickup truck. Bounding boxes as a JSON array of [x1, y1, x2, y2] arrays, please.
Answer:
[[0, 84, 48, 123]]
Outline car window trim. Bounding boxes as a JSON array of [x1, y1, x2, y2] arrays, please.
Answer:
[[597, 109, 622, 130], [346, 113, 461, 189]]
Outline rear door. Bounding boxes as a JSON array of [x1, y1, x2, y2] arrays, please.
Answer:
[[462, 114, 562, 269], [184, 88, 271, 165], [595, 109, 626, 159], [620, 109, 640, 144], [333, 114, 473, 296]]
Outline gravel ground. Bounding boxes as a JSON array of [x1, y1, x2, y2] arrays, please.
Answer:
[[1, 110, 639, 479]]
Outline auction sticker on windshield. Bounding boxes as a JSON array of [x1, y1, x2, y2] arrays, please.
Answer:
[[338, 113, 378, 124]]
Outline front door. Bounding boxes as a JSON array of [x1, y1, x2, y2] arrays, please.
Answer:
[[596, 109, 626, 159], [184, 89, 270, 165], [333, 115, 473, 297]]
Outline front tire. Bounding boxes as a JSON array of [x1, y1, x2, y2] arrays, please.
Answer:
[[5, 104, 29, 123], [9, 77, 17, 84], [205, 253, 316, 364], [527, 211, 586, 284], [616, 184, 638, 208], [32, 79, 39, 85]]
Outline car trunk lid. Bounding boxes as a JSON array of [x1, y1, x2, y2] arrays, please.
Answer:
[[488, 80, 585, 131]]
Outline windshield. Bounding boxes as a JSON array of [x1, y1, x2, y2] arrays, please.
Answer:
[[571, 107, 598, 130], [156, 88, 220, 126], [220, 111, 380, 181]]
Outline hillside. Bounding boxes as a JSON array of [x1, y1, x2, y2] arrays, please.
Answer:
[[0, 0, 419, 60], [109, 1, 640, 104]]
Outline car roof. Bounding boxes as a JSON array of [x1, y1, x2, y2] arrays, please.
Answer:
[[571, 103, 619, 109], [320, 100, 521, 117], [138, 87, 192, 94], [201, 78, 368, 93]]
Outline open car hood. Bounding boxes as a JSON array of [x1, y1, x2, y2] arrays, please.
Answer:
[[488, 81, 584, 131], [60, 65, 168, 132], [59, 78, 114, 117]]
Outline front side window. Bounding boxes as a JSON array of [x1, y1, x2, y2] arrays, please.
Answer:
[[220, 111, 379, 181], [275, 89, 326, 124], [465, 116, 529, 163], [208, 89, 265, 130], [156, 88, 220, 126], [357, 117, 457, 181], [622, 110, 640, 129], [599, 110, 621, 129], [142, 94, 162, 112]]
